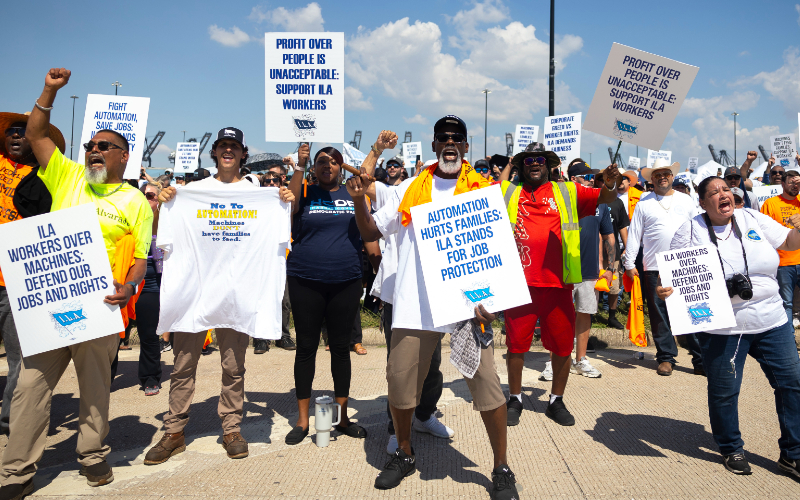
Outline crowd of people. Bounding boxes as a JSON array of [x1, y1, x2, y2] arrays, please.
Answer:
[[0, 67, 799, 500]]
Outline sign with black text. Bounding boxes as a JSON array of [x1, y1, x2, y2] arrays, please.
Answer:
[[174, 142, 200, 173], [543, 113, 581, 166], [770, 134, 798, 171], [513, 124, 539, 155]]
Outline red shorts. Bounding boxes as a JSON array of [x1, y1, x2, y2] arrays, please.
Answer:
[[505, 286, 575, 356]]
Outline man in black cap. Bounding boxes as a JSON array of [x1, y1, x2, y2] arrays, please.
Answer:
[[384, 156, 405, 186], [724, 165, 758, 210], [474, 158, 492, 180]]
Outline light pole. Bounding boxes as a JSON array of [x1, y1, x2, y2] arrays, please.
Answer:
[[469, 135, 473, 164], [482, 89, 491, 158], [182, 130, 186, 142], [69, 95, 78, 160], [548, 0, 555, 116], [112, 81, 122, 95], [732, 112, 739, 166]]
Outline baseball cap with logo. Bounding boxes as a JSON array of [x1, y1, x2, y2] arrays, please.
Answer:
[[433, 115, 467, 136], [212, 127, 247, 149]]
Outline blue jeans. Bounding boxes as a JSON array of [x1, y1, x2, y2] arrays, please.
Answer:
[[777, 265, 800, 325], [697, 321, 800, 459]]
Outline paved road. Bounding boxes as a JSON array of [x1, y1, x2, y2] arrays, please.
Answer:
[[0, 344, 798, 499]]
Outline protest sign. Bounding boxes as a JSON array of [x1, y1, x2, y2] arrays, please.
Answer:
[[264, 33, 344, 143], [77, 94, 150, 180], [770, 134, 798, 171], [543, 113, 581, 166], [0, 204, 123, 357], [402, 142, 422, 167], [513, 124, 539, 155], [583, 43, 699, 151], [628, 157, 641, 169], [687, 157, 699, 174], [656, 245, 736, 335], [174, 142, 200, 173], [410, 184, 530, 327], [752, 184, 782, 206], [647, 149, 672, 168], [342, 143, 366, 175]]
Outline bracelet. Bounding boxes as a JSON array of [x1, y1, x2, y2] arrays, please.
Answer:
[[605, 181, 617, 191], [371, 144, 381, 155], [34, 101, 53, 112]]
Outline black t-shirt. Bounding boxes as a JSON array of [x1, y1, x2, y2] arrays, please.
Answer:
[[606, 197, 630, 262], [579, 203, 613, 279], [287, 185, 363, 283], [141, 241, 161, 293]]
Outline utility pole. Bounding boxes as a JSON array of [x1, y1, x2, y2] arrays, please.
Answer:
[[112, 81, 122, 95], [482, 89, 491, 157], [182, 130, 186, 142], [69, 95, 78, 160], [732, 112, 739, 166], [469, 135, 473, 164], [548, 0, 555, 116]]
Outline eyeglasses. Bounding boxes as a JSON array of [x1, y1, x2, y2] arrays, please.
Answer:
[[385, 163, 402, 169], [475, 167, 489, 173], [434, 133, 466, 143], [651, 171, 672, 180], [83, 140, 124, 152], [725, 175, 741, 181], [522, 157, 547, 166], [145, 192, 157, 201], [4, 127, 25, 137]]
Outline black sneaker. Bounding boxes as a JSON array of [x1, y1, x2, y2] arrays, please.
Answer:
[[253, 339, 270, 354], [374, 447, 416, 489], [506, 398, 523, 426], [545, 397, 575, 426], [201, 345, 212, 355], [275, 337, 297, 350], [0, 478, 34, 500], [778, 454, 800, 480], [79, 460, 114, 486], [607, 314, 624, 330], [159, 338, 172, 353], [490, 464, 520, 500], [723, 452, 752, 475]]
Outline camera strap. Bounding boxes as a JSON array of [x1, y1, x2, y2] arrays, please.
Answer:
[[702, 212, 750, 278]]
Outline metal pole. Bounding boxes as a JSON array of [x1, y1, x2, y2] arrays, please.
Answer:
[[112, 81, 122, 95], [70, 95, 78, 160], [182, 130, 186, 142], [732, 112, 738, 166], [470, 135, 473, 164], [482, 89, 490, 158], [548, 0, 555, 116]]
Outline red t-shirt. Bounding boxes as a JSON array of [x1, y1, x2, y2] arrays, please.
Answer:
[[514, 182, 599, 288]]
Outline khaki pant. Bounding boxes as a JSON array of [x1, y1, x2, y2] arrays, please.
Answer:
[[0, 334, 119, 486], [388, 328, 505, 412], [164, 328, 249, 434]]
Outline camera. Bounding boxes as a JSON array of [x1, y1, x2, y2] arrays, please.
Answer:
[[726, 273, 753, 300]]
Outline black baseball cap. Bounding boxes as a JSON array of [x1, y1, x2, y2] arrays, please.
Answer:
[[433, 115, 467, 136], [474, 159, 490, 169], [194, 168, 211, 180], [212, 127, 247, 149], [567, 161, 593, 179]]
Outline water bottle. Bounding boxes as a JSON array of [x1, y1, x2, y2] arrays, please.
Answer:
[[314, 395, 341, 448], [632, 352, 656, 360]]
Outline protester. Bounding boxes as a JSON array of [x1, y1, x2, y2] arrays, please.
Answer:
[[138, 181, 164, 396], [624, 160, 704, 376], [261, 171, 282, 188], [724, 163, 758, 210], [617, 169, 642, 219], [0, 68, 152, 496], [474, 159, 492, 180], [268, 163, 288, 186], [145, 127, 295, 465], [730, 187, 746, 209], [384, 156, 405, 186], [658, 176, 800, 478], [174, 175, 185, 186], [594, 172, 630, 330], [766, 159, 785, 186], [672, 177, 690, 196]]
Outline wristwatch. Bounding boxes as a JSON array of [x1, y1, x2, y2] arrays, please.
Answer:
[[125, 281, 138, 295]]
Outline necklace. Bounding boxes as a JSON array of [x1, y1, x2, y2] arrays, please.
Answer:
[[655, 193, 672, 211], [719, 223, 734, 240], [89, 182, 124, 198]]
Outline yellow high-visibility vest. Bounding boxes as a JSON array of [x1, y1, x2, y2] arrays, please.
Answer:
[[501, 180, 583, 284]]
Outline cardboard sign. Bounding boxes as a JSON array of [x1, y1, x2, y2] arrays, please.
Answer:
[[174, 142, 200, 173], [583, 43, 699, 151], [628, 157, 641, 169], [264, 33, 344, 143], [410, 185, 530, 327], [656, 245, 736, 335], [752, 184, 782, 206], [402, 142, 422, 167], [543, 113, 581, 166], [770, 134, 798, 171], [687, 157, 699, 174], [513, 124, 539, 155], [77, 94, 150, 180], [647, 149, 672, 168], [0, 204, 123, 357]]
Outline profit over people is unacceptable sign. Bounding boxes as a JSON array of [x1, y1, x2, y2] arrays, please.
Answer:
[[411, 185, 530, 327]]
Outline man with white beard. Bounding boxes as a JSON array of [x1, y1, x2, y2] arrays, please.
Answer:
[[0, 68, 152, 497], [347, 116, 520, 500]]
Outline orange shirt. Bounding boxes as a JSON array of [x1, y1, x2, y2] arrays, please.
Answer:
[[761, 194, 800, 266], [0, 154, 34, 286]]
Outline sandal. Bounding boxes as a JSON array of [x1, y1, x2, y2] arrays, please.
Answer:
[[335, 423, 367, 439], [352, 343, 367, 355]]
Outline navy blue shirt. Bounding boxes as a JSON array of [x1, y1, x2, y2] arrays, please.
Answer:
[[141, 242, 161, 293], [579, 203, 613, 279], [287, 185, 363, 283]]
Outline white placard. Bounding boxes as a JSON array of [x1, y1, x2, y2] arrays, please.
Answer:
[[628, 157, 641, 169], [770, 134, 798, 171], [543, 113, 581, 166], [410, 185, 531, 327], [77, 94, 150, 180], [687, 157, 699, 174], [656, 245, 736, 335], [342, 143, 366, 173], [264, 33, 344, 143], [0, 204, 123, 357], [174, 142, 200, 173], [647, 149, 672, 168], [402, 142, 422, 167], [752, 184, 782, 206], [513, 125, 540, 155], [583, 43, 699, 151]]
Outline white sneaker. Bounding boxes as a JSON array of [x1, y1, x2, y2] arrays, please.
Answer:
[[412, 414, 454, 438], [386, 434, 398, 455], [571, 356, 602, 378], [793, 318, 800, 328], [539, 360, 553, 381]]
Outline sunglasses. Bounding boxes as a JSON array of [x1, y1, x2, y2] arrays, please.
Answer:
[[434, 133, 466, 143], [651, 171, 672, 180], [522, 156, 547, 166], [386, 163, 402, 169], [145, 192, 157, 201], [725, 175, 741, 181], [4, 127, 25, 137], [263, 178, 281, 185], [475, 167, 490, 173], [83, 140, 124, 152], [771, 171, 785, 177], [580, 174, 594, 181]]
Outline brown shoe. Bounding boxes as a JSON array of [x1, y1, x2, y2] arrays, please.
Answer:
[[144, 432, 186, 465], [79, 460, 114, 486], [222, 432, 249, 459], [657, 362, 673, 376]]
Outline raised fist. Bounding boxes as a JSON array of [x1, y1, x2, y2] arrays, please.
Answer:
[[374, 130, 398, 152], [45, 68, 71, 90], [746, 151, 757, 162]]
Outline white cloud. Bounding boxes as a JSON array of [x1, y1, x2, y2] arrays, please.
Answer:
[[208, 25, 251, 47], [447, 0, 509, 30], [738, 47, 800, 115], [154, 144, 173, 156], [249, 3, 324, 32], [344, 87, 373, 110], [739, 51, 749, 57], [404, 114, 428, 125]]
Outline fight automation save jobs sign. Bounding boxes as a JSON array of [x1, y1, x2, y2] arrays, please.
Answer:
[[0, 204, 123, 357], [583, 43, 699, 151], [264, 32, 344, 144], [411, 185, 530, 327], [77, 94, 150, 180]]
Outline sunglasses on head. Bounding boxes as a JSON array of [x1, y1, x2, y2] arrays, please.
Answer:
[[145, 192, 157, 201], [434, 133, 466, 143], [475, 167, 489, 173], [725, 175, 741, 181], [83, 140, 124, 152], [522, 156, 547, 167], [4, 127, 25, 137]]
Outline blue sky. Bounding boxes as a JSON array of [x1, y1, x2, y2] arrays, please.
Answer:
[[3, 0, 799, 173]]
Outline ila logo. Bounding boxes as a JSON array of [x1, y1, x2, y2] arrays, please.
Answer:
[[49, 301, 88, 339], [293, 114, 317, 139]]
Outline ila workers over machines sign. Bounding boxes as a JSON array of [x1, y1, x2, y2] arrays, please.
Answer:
[[584, 43, 698, 151]]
